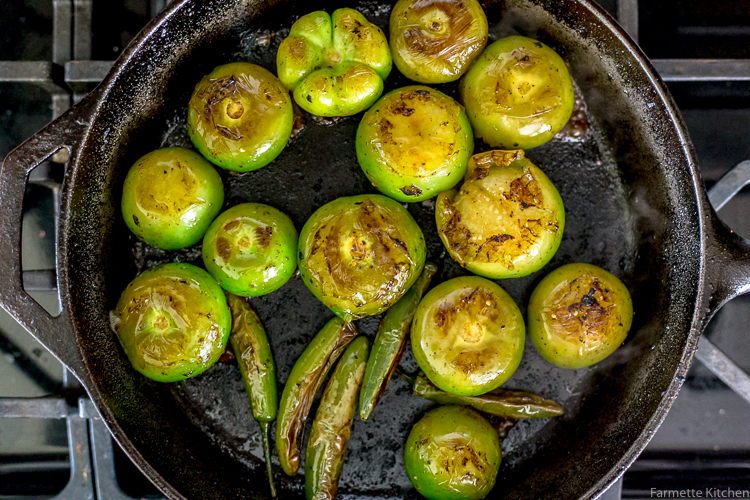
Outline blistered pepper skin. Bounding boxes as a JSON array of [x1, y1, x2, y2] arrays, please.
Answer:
[[411, 372, 563, 419], [298, 194, 427, 320], [436, 150, 565, 279], [227, 294, 278, 496], [356, 86, 473, 202], [359, 262, 437, 420], [277, 9, 392, 117], [202, 203, 298, 297], [460, 36, 575, 150], [188, 62, 293, 172], [111, 263, 231, 382], [405, 405, 501, 500], [122, 147, 224, 251], [411, 276, 524, 396], [527, 263, 633, 369], [276, 317, 358, 476], [390, 0, 488, 83], [305, 336, 370, 500]]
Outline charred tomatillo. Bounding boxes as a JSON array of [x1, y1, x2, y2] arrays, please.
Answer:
[[527, 263, 633, 369], [276, 9, 391, 117], [436, 150, 564, 279], [404, 405, 501, 500], [298, 194, 426, 320], [188, 62, 293, 172], [411, 276, 524, 396], [356, 86, 473, 202], [460, 36, 575, 150], [390, 0, 488, 83], [121, 147, 224, 251], [202, 203, 298, 297], [111, 263, 231, 382]]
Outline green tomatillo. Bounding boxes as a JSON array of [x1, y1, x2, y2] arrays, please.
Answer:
[[121, 147, 224, 251], [276, 9, 392, 117], [411, 275, 525, 396], [298, 194, 426, 320], [390, 0, 488, 83], [460, 36, 575, 150], [188, 62, 293, 172], [404, 405, 501, 500], [202, 203, 298, 297], [111, 263, 231, 382], [436, 149, 565, 279], [527, 263, 633, 369], [356, 86, 473, 202]]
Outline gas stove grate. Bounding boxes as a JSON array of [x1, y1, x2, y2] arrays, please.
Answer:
[[1, 1, 749, 499]]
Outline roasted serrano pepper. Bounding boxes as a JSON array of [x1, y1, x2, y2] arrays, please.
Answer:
[[306, 336, 370, 500], [411, 371, 564, 419], [276, 317, 358, 476], [359, 262, 437, 420], [227, 294, 278, 497]]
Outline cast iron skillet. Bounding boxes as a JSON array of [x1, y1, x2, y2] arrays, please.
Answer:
[[2, 0, 750, 498]]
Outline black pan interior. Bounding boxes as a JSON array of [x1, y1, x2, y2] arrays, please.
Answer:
[[62, 0, 703, 498]]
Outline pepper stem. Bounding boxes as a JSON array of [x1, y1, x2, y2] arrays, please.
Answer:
[[260, 421, 277, 498]]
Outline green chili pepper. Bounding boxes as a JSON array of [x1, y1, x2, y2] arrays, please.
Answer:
[[359, 262, 438, 420], [276, 317, 358, 476], [227, 294, 278, 497], [412, 372, 564, 419], [306, 336, 370, 500]]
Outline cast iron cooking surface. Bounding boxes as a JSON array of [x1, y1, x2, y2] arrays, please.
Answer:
[[128, 0, 632, 495], [62, 0, 704, 498]]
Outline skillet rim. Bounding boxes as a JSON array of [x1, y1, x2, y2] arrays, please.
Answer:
[[58, 0, 707, 498]]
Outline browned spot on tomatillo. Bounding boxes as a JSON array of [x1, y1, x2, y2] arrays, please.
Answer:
[[223, 219, 241, 231], [402, 0, 479, 60], [548, 277, 614, 342], [216, 237, 232, 260], [254, 226, 273, 248], [400, 185, 423, 196]]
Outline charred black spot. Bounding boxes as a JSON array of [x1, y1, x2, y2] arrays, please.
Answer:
[[581, 288, 598, 307], [533, 41, 543, 48], [132, 214, 140, 226], [400, 185, 423, 196], [306, 95, 313, 103]]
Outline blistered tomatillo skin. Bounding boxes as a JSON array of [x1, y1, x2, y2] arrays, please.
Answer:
[[276, 9, 392, 117], [460, 36, 575, 150], [202, 203, 298, 297], [111, 263, 231, 382], [411, 276, 524, 396], [390, 0, 488, 84], [122, 147, 224, 250], [436, 150, 565, 279], [527, 263, 633, 369], [188, 62, 293, 172], [298, 194, 426, 320], [356, 86, 473, 202], [405, 405, 501, 500]]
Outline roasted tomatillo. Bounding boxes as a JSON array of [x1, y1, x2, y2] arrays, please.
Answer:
[[405, 405, 501, 500], [460, 36, 575, 150], [436, 150, 564, 279], [356, 86, 473, 202], [528, 263, 633, 369], [390, 0, 488, 83], [298, 194, 426, 319], [122, 147, 224, 251], [411, 276, 524, 396], [188, 62, 293, 172], [202, 203, 298, 297], [277, 9, 391, 117], [111, 263, 231, 382]]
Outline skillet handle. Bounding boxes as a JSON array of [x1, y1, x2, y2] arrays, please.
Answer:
[[0, 99, 96, 379], [697, 160, 750, 404]]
